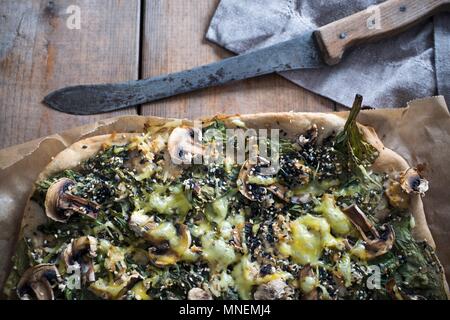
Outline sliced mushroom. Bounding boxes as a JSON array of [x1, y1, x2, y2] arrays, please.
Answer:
[[132, 215, 194, 268], [298, 264, 319, 300], [89, 272, 141, 300], [364, 225, 395, 258], [254, 279, 293, 300], [168, 126, 204, 164], [45, 178, 100, 223], [386, 279, 425, 300], [266, 184, 288, 201], [230, 227, 243, 252], [17, 264, 61, 300], [148, 224, 191, 267], [385, 168, 429, 210], [342, 204, 379, 238], [238, 156, 288, 202], [125, 150, 150, 174], [332, 273, 347, 299], [128, 210, 157, 238], [130, 213, 191, 266], [343, 204, 395, 259], [237, 160, 256, 201], [298, 124, 318, 146], [129, 211, 181, 266], [63, 236, 98, 284], [132, 220, 192, 267], [148, 242, 179, 267], [187, 287, 213, 300], [400, 168, 429, 195]]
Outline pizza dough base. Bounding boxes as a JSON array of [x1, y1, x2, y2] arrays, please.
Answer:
[[18, 112, 449, 297]]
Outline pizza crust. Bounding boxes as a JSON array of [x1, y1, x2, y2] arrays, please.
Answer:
[[18, 112, 448, 297]]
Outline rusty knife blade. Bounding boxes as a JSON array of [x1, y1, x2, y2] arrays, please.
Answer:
[[44, 31, 323, 115]]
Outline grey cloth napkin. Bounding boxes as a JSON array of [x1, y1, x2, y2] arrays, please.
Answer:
[[206, 0, 436, 108], [435, 13, 450, 107]]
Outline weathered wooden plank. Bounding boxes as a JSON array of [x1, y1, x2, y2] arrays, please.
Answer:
[[0, 0, 140, 149], [140, 0, 335, 120], [335, 103, 348, 111]]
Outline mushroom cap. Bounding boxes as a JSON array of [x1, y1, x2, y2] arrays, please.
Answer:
[[89, 272, 141, 300], [128, 211, 185, 267], [298, 124, 318, 146], [298, 264, 319, 300], [237, 159, 254, 200], [44, 178, 75, 222], [386, 278, 425, 300], [343, 204, 395, 259], [44, 178, 99, 223], [63, 236, 98, 283], [238, 156, 287, 202], [187, 287, 213, 300], [253, 279, 292, 300], [385, 168, 429, 210], [17, 264, 61, 300], [147, 223, 192, 267], [364, 225, 395, 259], [400, 168, 429, 195], [342, 204, 379, 238], [168, 126, 204, 164], [64, 236, 97, 262]]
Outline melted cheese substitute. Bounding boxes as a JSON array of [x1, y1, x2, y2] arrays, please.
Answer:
[[15, 119, 404, 301], [129, 187, 359, 298], [278, 214, 345, 265], [314, 194, 354, 236]]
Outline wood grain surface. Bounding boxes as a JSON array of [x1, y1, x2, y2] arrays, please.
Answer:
[[0, 0, 337, 150], [0, 0, 140, 149]]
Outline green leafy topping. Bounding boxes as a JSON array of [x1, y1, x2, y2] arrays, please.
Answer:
[[392, 217, 447, 299], [5, 118, 445, 301], [335, 94, 378, 168]]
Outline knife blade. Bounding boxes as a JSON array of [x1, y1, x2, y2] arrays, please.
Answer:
[[44, 0, 450, 115], [44, 32, 322, 115]]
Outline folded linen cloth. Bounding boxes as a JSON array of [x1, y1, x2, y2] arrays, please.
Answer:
[[206, 0, 437, 108]]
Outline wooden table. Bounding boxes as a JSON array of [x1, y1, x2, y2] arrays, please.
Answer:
[[0, 0, 340, 150]]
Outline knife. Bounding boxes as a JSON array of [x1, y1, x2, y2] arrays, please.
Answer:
[[44, 0, 450, 115]]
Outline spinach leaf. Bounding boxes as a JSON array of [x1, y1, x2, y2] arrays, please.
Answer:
[[335, 94, 378, 169], [391, 217, 447, 299]]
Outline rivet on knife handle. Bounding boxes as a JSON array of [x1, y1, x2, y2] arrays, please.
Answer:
[[314, 0, 450, 66]]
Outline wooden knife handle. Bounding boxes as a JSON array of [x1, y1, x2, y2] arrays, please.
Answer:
[[314, 0, 450, 65]]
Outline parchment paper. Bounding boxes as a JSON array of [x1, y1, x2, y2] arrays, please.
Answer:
[[1, 96, 449, 291]]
